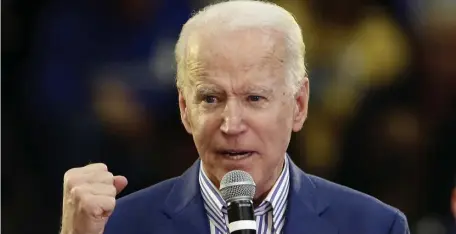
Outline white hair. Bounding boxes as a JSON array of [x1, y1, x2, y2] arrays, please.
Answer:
[[175, 0, 307, 95]]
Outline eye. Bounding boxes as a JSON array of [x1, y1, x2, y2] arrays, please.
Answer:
[[203, 95, 218, 104], [247, 95, 264, 102]]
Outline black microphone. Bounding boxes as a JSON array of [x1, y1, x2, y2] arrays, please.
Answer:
[[220, 170, 257, 234]]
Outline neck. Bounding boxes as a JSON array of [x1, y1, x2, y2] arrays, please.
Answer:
[[253, 160, 285, 206], [202, 157, 286, 207]]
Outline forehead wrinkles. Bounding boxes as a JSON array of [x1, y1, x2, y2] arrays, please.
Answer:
[[208, 29, 285, 69], [185, 29, 287, 84]]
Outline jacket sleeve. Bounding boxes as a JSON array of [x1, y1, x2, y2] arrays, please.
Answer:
[[388, 211, 410, 234]]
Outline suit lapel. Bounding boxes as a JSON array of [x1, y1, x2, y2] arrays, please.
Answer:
[[283, 158, 339, 234], [163, 160, 210, 234], [161, 157, 338, 234]]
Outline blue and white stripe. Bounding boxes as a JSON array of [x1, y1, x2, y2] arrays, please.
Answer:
[[199, 156, 290, 234]]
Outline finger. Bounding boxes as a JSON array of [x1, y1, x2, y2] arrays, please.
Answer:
[[65, 171, 114, 191], [83, 163, 108, 172], [82, 194, 116, 218], [81, 183, 118, 197], [70, 184, 117, 200], [86, 171, 114, 184], [63, 164, 108, 185], [113, 176, 128, 195], [92, 184, 117, 197], [96, 195, 116, 217]]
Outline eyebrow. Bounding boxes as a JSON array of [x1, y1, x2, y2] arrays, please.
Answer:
[[193, 83, 275, 98], [194, 84, 274, 95], [244, 85, 274, 96], [194, 85, 222, 95]]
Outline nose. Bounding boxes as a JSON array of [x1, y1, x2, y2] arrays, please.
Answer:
[[220, 99, 247, 135]]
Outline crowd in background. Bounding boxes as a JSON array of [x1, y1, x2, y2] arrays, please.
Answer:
[[2, 0, 455, 233]]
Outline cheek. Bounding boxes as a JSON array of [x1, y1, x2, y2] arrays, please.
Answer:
[[189, 107, 219, 148], [272, 108, 294, 148], [272, 104, 294, 132], [253, 107, 293, 147], [188, 105, 206, 131]]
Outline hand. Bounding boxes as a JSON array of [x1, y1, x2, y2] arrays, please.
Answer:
[[60, 163, 128, 234]]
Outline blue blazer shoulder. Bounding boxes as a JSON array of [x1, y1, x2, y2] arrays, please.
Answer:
[[105, 158, 409, 234]]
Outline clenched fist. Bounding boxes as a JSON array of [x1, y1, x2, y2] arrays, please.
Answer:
[[60, 163, 128, 234]]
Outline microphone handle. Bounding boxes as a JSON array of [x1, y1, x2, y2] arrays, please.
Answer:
[[232, 230, 256, 234], [227, 200, 256, 234]]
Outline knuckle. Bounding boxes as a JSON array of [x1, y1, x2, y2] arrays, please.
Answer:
[[79, 194, 92, 212], [63, 170, 74, 185], [93, 206, 104, 217], [63, 178, 76, 191], [106, 171, 114, 178], [100, 172, 114, 184], [89, 163, 107, 170], [100, 185, 116, 196], [65, 178, 76, 189], [110, 186, 117, 196], [64, 169, 83, 188], [64, 167, 77, 176], [80, 205, 92, 215], [70, 186, 82, 198]]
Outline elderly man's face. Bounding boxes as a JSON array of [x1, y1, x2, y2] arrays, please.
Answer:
[[178, 29, 308, 198]]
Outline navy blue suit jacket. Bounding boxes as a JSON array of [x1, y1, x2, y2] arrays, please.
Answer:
[[105, 158, 409, 234]]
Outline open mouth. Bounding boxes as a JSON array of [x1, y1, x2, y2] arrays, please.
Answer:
[[218, 150, 254, 159]]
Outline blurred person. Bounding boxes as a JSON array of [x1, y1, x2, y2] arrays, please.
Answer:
[[24, 0, 193, 207], [338, 0, 456, 232], [19, 1, 195, 233], [274, 0, 410, 178], [59, 1, 409, 234], [274, 0, 409, 108]]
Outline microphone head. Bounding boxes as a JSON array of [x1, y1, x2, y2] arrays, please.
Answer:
[[220, 170, 256, 203]]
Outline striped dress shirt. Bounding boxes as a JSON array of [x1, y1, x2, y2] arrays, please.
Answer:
[[199, 156, 290, 234]]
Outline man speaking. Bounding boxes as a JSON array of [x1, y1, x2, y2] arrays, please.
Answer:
[[60, 1, 409, 233]]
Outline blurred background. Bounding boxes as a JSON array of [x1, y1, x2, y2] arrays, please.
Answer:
[[2, 0, 455, 233]]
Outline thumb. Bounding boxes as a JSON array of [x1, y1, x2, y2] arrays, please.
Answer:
[[113, 175, 128, 195]]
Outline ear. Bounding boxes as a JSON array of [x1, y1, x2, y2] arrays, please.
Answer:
[[178, 89, 193, 134], [292, 77, 309, 132]]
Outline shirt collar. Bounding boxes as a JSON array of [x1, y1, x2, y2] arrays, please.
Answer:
[[199, 155, 290, 228]]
